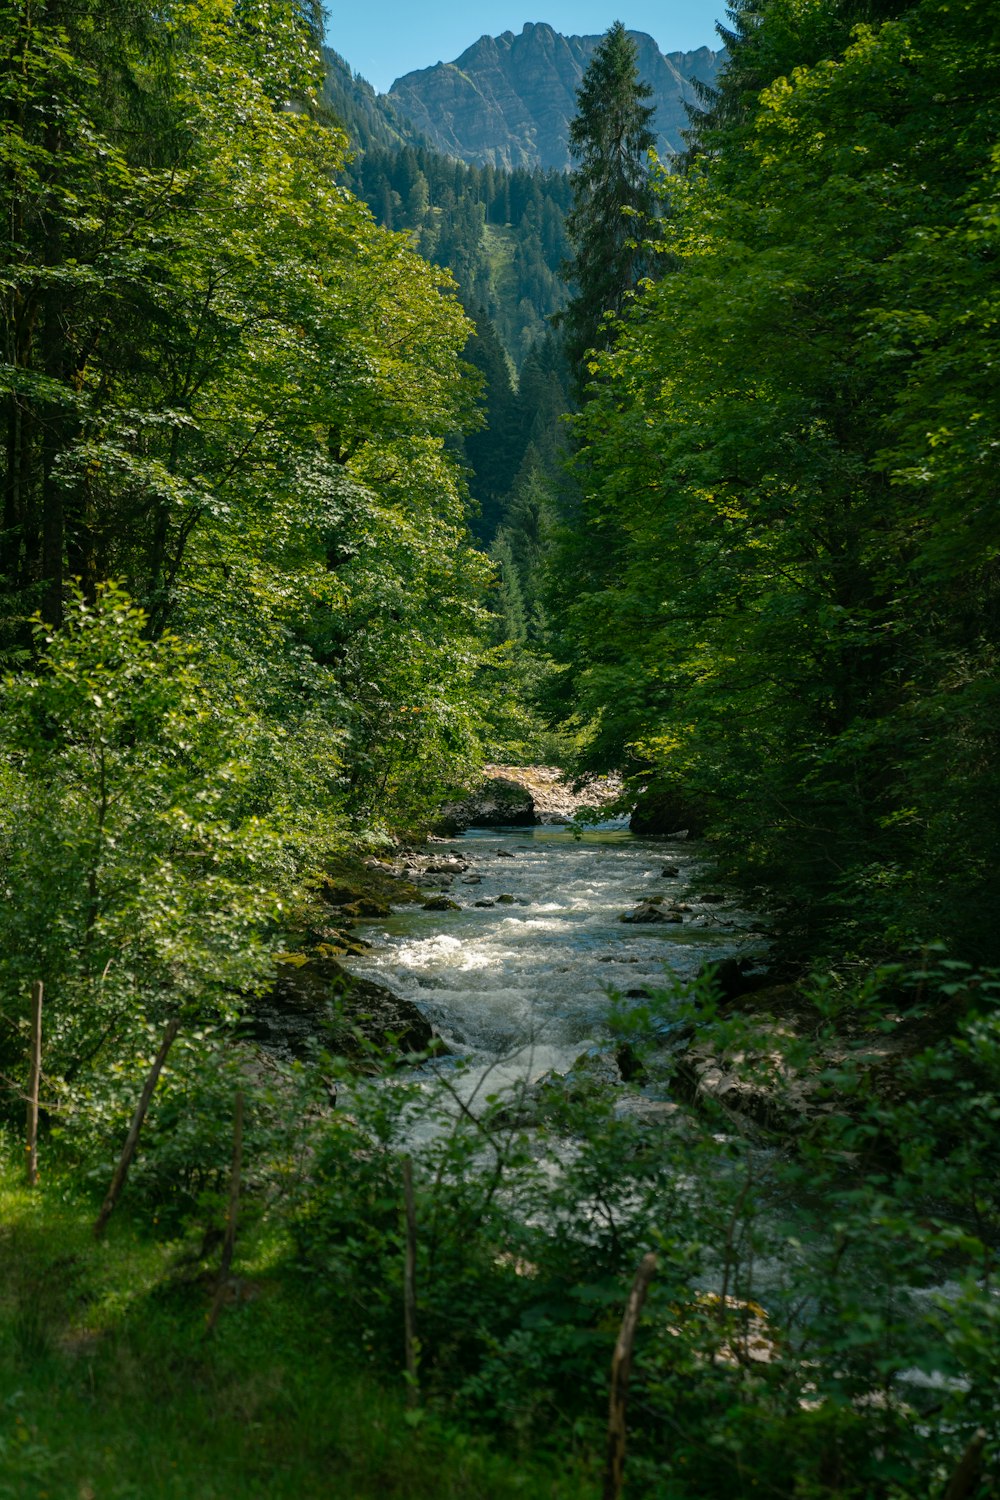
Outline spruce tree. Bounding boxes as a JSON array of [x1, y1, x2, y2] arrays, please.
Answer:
[[561, 22, 656, 389]]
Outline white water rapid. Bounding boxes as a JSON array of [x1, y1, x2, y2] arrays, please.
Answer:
[[347, 824, 761, 1093]]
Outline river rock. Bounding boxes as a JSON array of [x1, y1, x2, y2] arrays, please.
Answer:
[[319, 856, 425, 910], [438, 763, 624, 832], [671, 1041, 817, 1136], [438, 776, 536, 832], [494, 1052, 621, 1127], [423, 896, 460, 911], [620, 899, 683, 924], [338, 898, 392, 920], [614, 1041, 648, 1083], [248, 955, 440, 1064], [629, 782, 707, 836], [616, 1096, 688, 1130], [322, 884, 391, 918], [700, 956, 774, 1005]]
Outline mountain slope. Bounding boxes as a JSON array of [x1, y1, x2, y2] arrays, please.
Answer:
[[321, 48, 426, 154], [387, 23, 722, 171]]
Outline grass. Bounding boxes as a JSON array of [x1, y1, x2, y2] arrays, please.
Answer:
[[0, 1145, 597, 1500]]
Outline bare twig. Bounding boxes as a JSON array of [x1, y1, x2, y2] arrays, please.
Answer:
[[93, 1018, 180, 1237], [402, 1156, 420, 1407], [603, 1252, 658, 1500], [206, 1089, 245, 1334], [26, 981, 42, 1186]]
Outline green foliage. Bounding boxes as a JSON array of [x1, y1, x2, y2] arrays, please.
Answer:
[[342, 140, 574, 369], [489, 454, 558, 647], [554, 0, 1000, 963], [286, 953, 1000, 1496], [0, 1144, 592, 1498], [0, 586, 286, 1086], [292, 1063, 685, 1439], [562, 22, 658, 388], [0, 0, 500, 833]]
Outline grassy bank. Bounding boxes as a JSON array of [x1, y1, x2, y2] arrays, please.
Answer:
[[0, 1144, 595, 1500]]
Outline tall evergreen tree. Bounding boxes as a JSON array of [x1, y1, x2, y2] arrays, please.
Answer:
[[553, 0, 1000, 962], [561, 22, 656, 390]]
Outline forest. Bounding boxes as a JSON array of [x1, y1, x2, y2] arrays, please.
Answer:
[[0, 0, 998, 1496]]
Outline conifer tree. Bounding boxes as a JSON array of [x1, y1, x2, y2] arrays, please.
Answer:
[[561, 22, 656, 389]]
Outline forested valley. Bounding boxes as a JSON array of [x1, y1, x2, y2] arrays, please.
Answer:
[[1, 1, 998, 1496]]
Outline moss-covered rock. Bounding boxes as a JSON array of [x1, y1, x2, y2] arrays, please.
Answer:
[[247, 954, 440, 1065], [319, 854, 426, 911]]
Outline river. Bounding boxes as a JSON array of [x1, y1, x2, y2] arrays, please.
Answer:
[[341, 823, 986, 1421], [346, 823, 762, 1096]]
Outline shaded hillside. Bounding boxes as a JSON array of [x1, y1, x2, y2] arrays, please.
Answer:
[[388, 23, 722, 170], [320, 48, 424, 153], [344, 144, 572, 365]]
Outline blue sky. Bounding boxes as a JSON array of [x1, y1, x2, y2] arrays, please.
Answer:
[[323, 4, 728, 94]]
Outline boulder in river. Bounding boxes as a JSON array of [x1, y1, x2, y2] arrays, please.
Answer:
[[437, 763, 624, 832], [437, 776, 536, 832], [247, 954, 440, 1064], [629, 780, 707, 836], [423, 896, 460, 911], [619, 899, 683, 924]]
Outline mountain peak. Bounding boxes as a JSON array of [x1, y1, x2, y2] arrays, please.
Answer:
[[388, 26, 722, 172]]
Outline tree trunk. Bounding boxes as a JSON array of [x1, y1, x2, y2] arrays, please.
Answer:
[[25, 981, 43, 1186], [603, 1252, 657, 1500], [93, 1018, 180, 1236], [402, 1156, 419, 1406]]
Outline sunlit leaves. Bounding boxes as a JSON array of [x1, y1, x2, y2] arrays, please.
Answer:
[[556, 0, 1000, 960]]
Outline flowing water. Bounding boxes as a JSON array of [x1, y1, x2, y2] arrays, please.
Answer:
[[345, 827, 986, 1391], [347, 823, 762, 1095]]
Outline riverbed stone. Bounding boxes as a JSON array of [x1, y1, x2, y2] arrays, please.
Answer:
[[629, 782, 706, 836], [248, 954, 439, 1064], [437, 763, 624, 833], [620, 900, 683, 924], [438, 776, 536, 832], [614, 1041, 647, 1083]]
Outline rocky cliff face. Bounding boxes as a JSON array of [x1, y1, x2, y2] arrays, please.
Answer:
[[387, 23, 723, 171]]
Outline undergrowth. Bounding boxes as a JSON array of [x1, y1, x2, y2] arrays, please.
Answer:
[[0, 1146, 594, 1500]]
